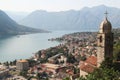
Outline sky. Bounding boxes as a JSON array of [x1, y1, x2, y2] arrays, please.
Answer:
[[0, 0, 120, 12]]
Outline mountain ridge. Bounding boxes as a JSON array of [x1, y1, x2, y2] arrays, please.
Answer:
[[0, 10, 47, 36], [19, 5, 120, 31]]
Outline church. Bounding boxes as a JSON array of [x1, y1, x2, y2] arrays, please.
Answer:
[[79, 12, 114, 76]]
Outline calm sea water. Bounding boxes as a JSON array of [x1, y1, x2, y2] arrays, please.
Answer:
[[0, 31, 77, 62]]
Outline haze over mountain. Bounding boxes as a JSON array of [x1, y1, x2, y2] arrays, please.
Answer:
[[5, 11, 29, 22], [0, 10, 47, 36], [19, 5, 120, 31]]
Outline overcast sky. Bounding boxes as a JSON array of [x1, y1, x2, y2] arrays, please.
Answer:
[[0, 0, 120, 12]]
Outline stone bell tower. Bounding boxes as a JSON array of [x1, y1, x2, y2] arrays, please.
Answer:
[[97, 12, 114, 67]]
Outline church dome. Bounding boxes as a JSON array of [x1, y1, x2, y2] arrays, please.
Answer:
[[99, 17, 112, 33]]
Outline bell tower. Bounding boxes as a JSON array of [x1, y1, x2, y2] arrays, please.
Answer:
[[97, 11, 114, 67]]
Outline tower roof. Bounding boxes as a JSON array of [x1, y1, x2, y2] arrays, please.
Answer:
[[99, 12, 112, 33]]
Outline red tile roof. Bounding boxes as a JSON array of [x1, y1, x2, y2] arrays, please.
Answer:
[[80, 56, 97, 73], [80, 63, 95, 73], [85, 56, 97, 66]]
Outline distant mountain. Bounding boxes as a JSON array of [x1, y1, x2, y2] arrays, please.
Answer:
[[0, 10, 47, 36], [19, 5, 120, 31], [5, 11, 29, 22]]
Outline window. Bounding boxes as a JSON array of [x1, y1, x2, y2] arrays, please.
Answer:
[[100, 36, 102, 43]]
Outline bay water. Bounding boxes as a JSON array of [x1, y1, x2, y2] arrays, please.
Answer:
[[0, 31, 77, 62]]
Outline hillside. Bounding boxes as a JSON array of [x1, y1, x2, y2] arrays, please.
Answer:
[[19, 5, 120, 31], [0, 10, 47, 35]]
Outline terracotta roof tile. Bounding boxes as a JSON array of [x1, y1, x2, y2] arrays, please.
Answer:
[[80, 56, 97, 73], [80, 63, 95, 73], [17, 59, 28, 63], [85, 56, 97, 66]]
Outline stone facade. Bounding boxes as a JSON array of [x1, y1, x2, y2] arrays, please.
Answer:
[[16, 59, 29, 71], [97, 17, 114, 67], [79, 13, 114, 77]]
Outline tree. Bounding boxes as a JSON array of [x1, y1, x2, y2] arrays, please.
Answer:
[[28, 59, 37, 67], [80, 55, 86, 61], [13, 59, 17, 65], [79, 68, 120, 80], [9, 61, 13, 66], [100, 57, 113, 69], [67, 54, 77, 63], [37, 73, 42, 80], [20, 70, 28, 78], [113, 40, 120, 61], [73, 67, 79, 74], [4, 61, 9, 66], [37, 72, 48, 80], [63, 77, 71, 80]]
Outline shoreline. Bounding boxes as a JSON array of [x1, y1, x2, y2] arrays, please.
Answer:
[[1, 28, 119, 63]]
